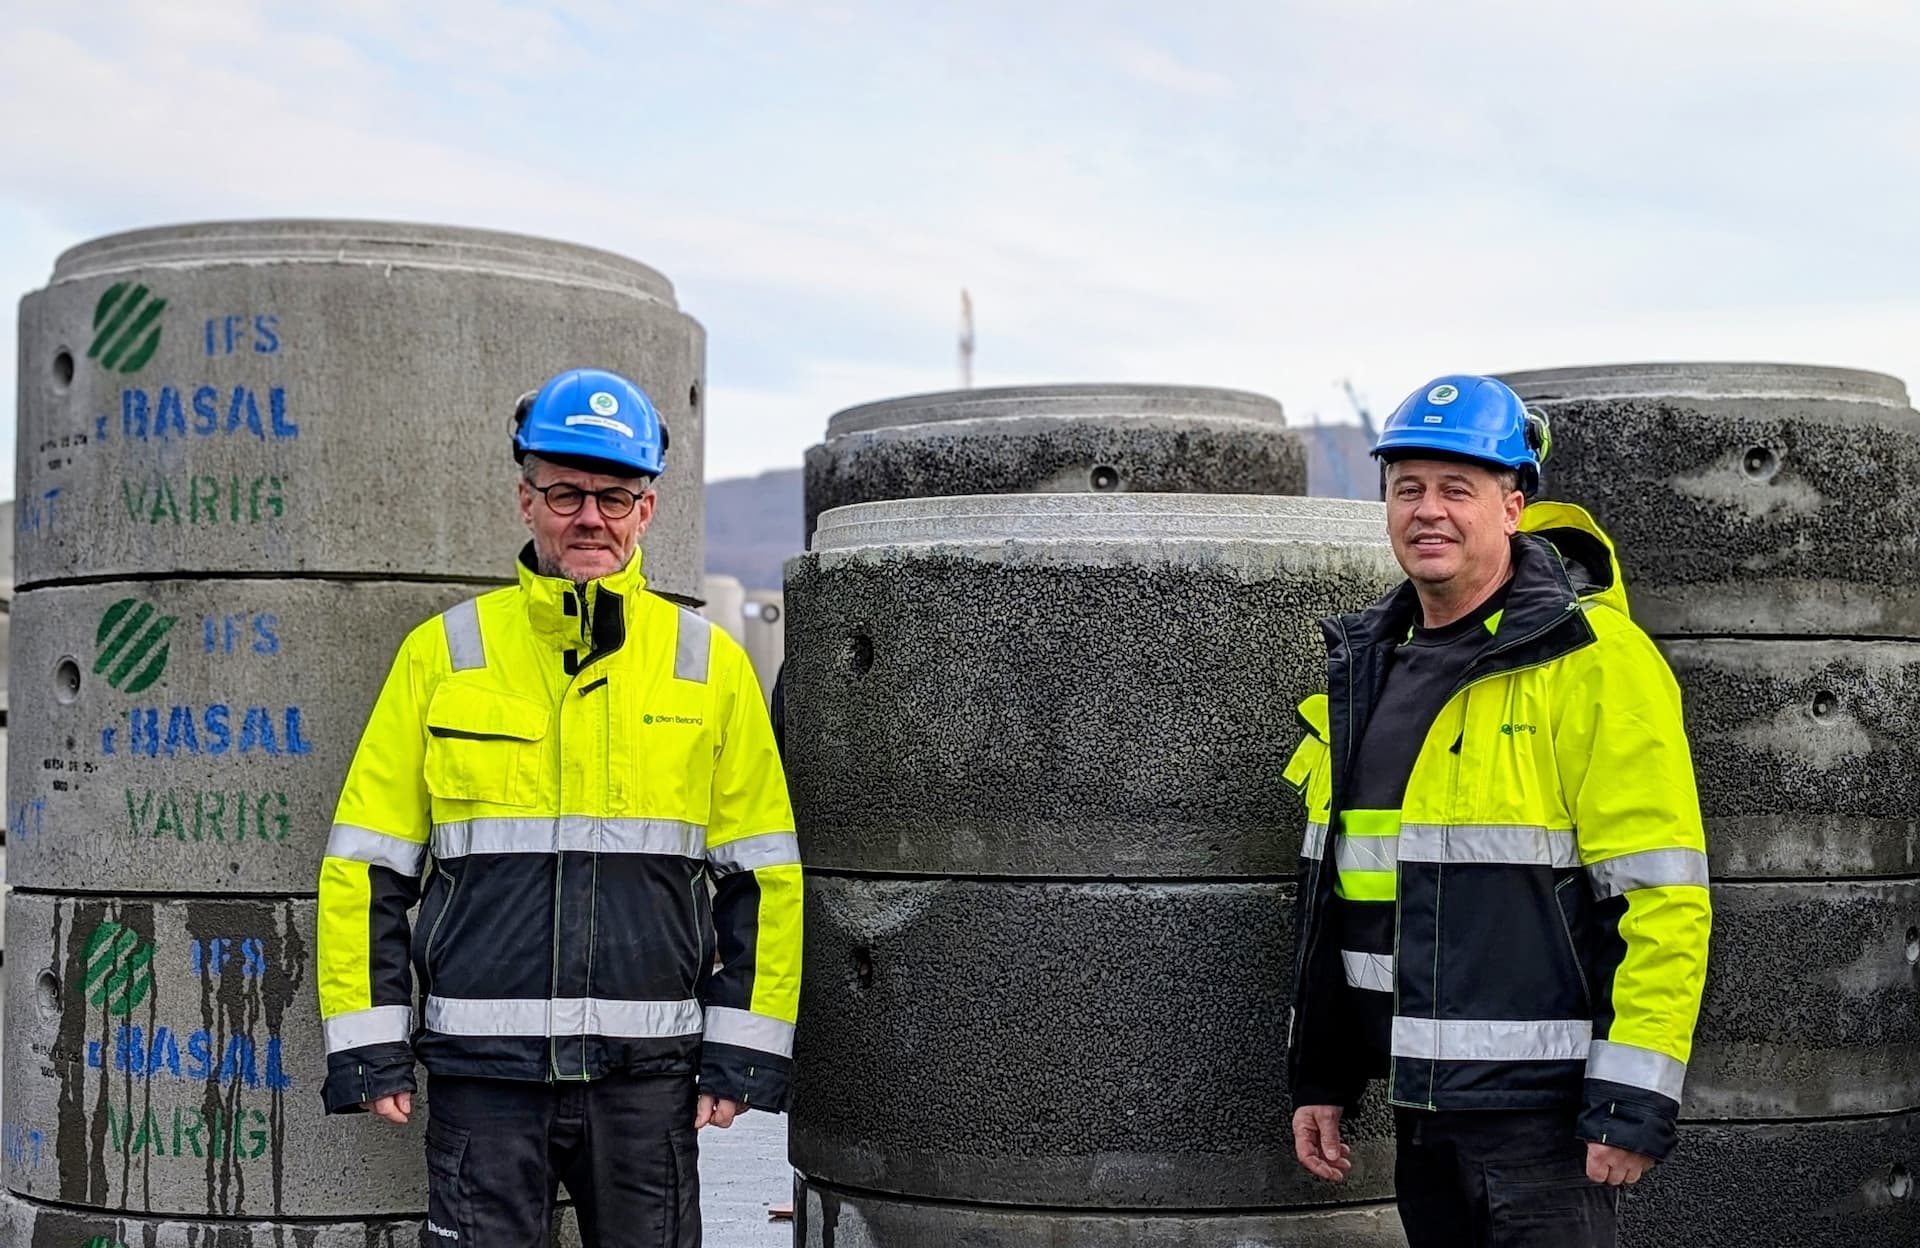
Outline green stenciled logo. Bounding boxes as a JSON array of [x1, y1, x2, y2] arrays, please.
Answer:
[[82, 920, 155, 1016], [89, 282, 168, 375], [85, 1238, 131, 1248], [94, 598, 178, 692]]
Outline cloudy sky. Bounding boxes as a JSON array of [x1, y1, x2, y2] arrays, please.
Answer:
[[5, 1, 1919, 483]]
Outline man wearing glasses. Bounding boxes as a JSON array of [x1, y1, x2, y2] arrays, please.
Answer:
[[315, 368, 802, 1247]]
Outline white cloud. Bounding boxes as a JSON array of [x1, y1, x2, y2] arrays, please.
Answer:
[[3, 0, 1918, 493], [1103, 37, 1234, 99]]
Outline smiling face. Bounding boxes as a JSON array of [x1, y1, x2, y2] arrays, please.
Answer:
[[1385, 457, 1523, 608], [517, 453, 657, 584]]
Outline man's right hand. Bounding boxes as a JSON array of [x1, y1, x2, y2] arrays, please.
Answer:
[[364, 1092, 412, 1125], [1291, 1104, 1352, 1182]]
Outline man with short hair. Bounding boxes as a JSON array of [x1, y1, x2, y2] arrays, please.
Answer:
[[316, 367, 802, 1247], [1284, 375, 1712, 1247]]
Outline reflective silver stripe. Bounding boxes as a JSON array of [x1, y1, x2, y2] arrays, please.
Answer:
[[1335, 834, 1399, 873], [1399, 823, 1579, 868], [1392, 1016, 1592, 1063], [675, 607, 711, 683], [323, 1004, 414, 1054], [325, 823, 429, 877], [424, 995, 703, 1039], [432, 816, 705, 860], [1341, 950, 1395, 993], [1588, 1039, 1687, 1103], [704, 1006, 796, 1058], [708, 830, 801, 875], [443, 598, 486, 671], [1586, 848, 1710, 899], [1300, 821, 1329, 860]]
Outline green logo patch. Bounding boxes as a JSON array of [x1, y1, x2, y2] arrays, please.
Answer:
[[95, 598, 178, 692], [82, 920, 155, 1016], [89, 282, 168, 375]]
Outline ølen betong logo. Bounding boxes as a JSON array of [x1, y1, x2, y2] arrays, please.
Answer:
[[89, 281, 168, 375], [82, 920, 155, 1017], [94, 598, 178, 693]]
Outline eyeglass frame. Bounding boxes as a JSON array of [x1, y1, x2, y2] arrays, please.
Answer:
[[526, 478, 654, 520]]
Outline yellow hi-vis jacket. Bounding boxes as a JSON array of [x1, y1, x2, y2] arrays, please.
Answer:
[[316, 545, 802, 1114], [1283, 502, 1711, 1159]]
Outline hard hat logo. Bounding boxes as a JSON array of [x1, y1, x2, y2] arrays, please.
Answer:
[[513, 368, 668, 477], [1372, 374, 1545, 496]]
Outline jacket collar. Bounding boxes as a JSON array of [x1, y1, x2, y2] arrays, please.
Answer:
[[516, 542, 645, 666]]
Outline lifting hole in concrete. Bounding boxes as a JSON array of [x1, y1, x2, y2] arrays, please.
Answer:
[[1810, 691, 1839, 722], [689, 383, 701, 410], [1906, 926, 1919, 965], [1089, 464, 1122, 492], [1741, 445, 1780, 482], [853, 947, 875, 988], [761, 603, 782, 624], [35, 971, 61, 1020], [1891, 1163, 1912, 1200], [53, 657, 81, 705], [843, 633, 874, 675], [52, 348, 74, 391]]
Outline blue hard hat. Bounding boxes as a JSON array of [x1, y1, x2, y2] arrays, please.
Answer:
[[512, 368, 668, 477], [1371, 374, 1549, 495]]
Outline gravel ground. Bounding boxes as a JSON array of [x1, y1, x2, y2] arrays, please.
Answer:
[[699, 1108, 796, 1247]]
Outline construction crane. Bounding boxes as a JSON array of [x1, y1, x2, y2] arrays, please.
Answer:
[[959, 289, 975, 389], [1321, 378, 1380, 499]]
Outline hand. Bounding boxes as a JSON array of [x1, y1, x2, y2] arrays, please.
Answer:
[[696, 1093, 744, 1130], [364, 1092, 412, 1125], [1291, 1104, 1353, 1182], [1585, 1141, 1654, 1185]]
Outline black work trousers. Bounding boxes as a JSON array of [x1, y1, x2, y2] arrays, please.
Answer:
[[1395, 1107, 1620, 1248], [424, 1072, 699, 1248]]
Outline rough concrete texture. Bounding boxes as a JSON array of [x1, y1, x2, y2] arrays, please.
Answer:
[[796, 1177, 1408, 1248], [784, 497, 1399, 878], [16, 219, 706, 600], [0, 1190, 588, 1247], [1619, 1111, 1916, 1247], [803, 384, 1307, 540], [1660, 639, 1920, 879], [6, 579, 481, 893], [3, 891, 424, 1217], [1685, 880, 1920, 1119], [1503, 363, 1920, 637], [790, 876, 1397, 1208]]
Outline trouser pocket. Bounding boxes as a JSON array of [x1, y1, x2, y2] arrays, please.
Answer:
[[1486, 1153, 1619, 1248], [424, 1119, 472, 1246]]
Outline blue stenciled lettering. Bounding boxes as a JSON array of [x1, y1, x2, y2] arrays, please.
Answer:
[[108, 706, 308, 758], [89, 1024, 292, 1090], [109, 386, 296, 442]]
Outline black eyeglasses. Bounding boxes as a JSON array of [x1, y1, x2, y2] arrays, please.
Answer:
[[529, 481, 646, 520]]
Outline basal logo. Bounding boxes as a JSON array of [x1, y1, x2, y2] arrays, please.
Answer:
[[96, 598, 178, 693], [90, 282, 168, 375]]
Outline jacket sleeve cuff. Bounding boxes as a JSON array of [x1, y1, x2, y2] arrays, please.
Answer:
[[1577, 1079, 1680, 1160], [700, 1042, 793, 1114], [1292, 1078, 1367, 1117], [322, 1042, 417, 1115]]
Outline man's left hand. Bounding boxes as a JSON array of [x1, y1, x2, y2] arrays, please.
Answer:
[[1585, 1142, 1654, 1185], [697, 1094, 745, 1130]]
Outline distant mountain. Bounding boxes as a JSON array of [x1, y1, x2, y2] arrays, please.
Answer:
[[704, 468, 804, 592], [700, 426, 1377, 590]]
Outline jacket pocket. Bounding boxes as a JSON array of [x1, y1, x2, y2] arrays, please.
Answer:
[[1553, 874, 1594, 1013], [423, 682, 550, 807]]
